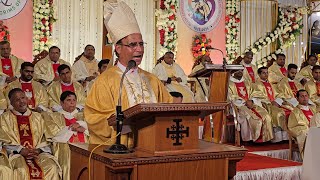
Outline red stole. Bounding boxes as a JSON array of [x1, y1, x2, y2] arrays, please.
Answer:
[[280, 67, 287, 76], [64, 117, 85, 143], [288, 81, 298, 96], [301, 108, 314, 123], [1, 58, 14, 77], [262, 81, 275, 101], [235, 81, 249, 100], [316, 82, 320, 96], [245, 66, 255, 82], [16, 113, 44, 179], [61, 83, 75, 93], [250, 108, 264, 143], [20, 81, 36, 109], [52, 63, 60, 78]]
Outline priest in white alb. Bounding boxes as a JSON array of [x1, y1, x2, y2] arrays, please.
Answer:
[[241, 51, 258, 83], [72, 45, 99, 87], [153, 51, 195, 103]]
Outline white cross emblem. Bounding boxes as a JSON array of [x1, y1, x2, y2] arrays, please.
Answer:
[[25, 89, 33, 98], [3, 64, 10, 70], [267, 86, 273, 96], [308, 115, 313, 120], [239, 87, 247, 97]]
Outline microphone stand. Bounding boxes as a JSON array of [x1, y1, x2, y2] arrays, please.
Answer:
[[104, 60, 136, 154]]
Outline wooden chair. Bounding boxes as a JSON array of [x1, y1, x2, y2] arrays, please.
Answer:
[[33, 50, 48, 65], [223, 102, 241, 146], [283, 118, 300, 160]]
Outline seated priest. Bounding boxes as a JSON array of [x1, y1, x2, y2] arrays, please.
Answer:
[[241, 51, 258, 83], [0, 88, 61, 179], [304, 65, 320, 111], [34, 46, 71, 86], [191, 55, 212, 102], [228, 66, 274, 143], [0, 41, 24, 89], [44, 91, 88, 180], [277, 64, 304, 108], [296, 54, 318, 85], [85, 1, 172, 145], [254, 66, 289, 142], [86, 59, 110, 95], [5, 62, 49, 113], [72, 45, 99, 87], [47, 64, 86, 112], [268, 53, 287, 84], [288, 89, 318, 156], [153, 51, 195, 103]]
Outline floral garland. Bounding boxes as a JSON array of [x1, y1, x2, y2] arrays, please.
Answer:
[[33, 0, 56, 56], [0, 20, 10, 42], [254, 7, 308, 67], [155, 0, 178, 56], [225, 0, 240, 63], [191, 34, 211, 60]]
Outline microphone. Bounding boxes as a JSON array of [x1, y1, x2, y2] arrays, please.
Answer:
[[206, 46, 227, 67], [105, 60, 136, 154], [118, 60, 136, 106]]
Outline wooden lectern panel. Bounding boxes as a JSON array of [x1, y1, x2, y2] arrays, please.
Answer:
[[70, 141, 247, 180], [108, 103, 227, 154]]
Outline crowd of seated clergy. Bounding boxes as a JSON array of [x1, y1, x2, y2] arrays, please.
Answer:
[[0, 36, 320, 178], [229, 51, 320, 157]]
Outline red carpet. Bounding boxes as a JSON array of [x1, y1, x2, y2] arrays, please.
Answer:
[[237, 153, 301, 171], [243, 142, 289, 152]]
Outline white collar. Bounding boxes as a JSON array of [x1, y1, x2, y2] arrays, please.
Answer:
[[230, 76, 244, 83], [59, 109, 78, 119], [117, 61, 138, 75], [61, 81, 72, 86], [19, 78, 32, 83], [260, 79, 269, 83], [12, 109, 31, 116], [300, 105, 310, 111], [288, 78, 295, 82], [242, 62, 252, 67]]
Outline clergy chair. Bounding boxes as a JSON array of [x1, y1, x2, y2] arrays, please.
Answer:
[[33, 50, 48, 65], [223, 102, 241, 146], [283, 118, 299, 160]]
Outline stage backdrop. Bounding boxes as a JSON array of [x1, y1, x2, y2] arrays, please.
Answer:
[[176, 0, 226, 75], [2, 0, 33, 61]]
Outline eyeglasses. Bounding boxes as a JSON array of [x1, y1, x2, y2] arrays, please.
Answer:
[[120, 42, 147, 50]]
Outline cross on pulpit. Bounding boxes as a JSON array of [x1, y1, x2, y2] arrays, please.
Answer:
[[166, 119, 189, 146]]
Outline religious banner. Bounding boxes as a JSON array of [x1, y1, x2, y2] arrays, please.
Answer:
[[176, 0, 225, 74], [179, 0, 223, 33], [0, 0, 28, 20]]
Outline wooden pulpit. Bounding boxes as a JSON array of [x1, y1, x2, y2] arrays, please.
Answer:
[[189, 64, 244, 143], [70, 103, 247, 180]]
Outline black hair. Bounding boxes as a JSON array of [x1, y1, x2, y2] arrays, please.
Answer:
[[49, 46, 60, 53], [57, 64, 71, 74], [257, 66, 268, 74], [276, 53, 286, 59], [170, 91, 183, 98], [8, 88, 24, 100], [21, 62, 34, 70], [296, 89, 308, 98], [98, 59, 110, 69], [60, 91, 77, 102], [287, 63, 298, 71]]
